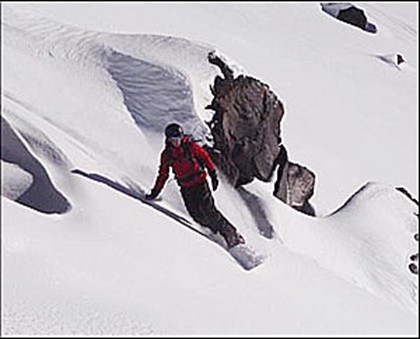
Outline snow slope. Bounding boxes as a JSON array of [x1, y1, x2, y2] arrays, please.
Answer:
[[2, 2, 418, 336], [19, 1, 418, 214]]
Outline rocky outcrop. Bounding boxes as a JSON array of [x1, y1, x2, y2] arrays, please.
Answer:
[[321, 3, 377, 33], [273, 145, 316, 216], [396, 188, 419, 275], [205, 52, 283, 187], [205, 52, 316, 215], [409, 233, 418, 275]]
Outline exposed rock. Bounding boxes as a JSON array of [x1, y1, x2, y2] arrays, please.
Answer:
[[206, 52, 283, 186], [206, 52, 316, 215], [273, 144, 289, 203], [375, 53, 407, 70], [396, 186, 418, 205], [273, 146, 316, 216], [409, 263, 418, 275], [321, 3, 377, 33], [409, 232, 419, 275], [396, 54, 405, 65]]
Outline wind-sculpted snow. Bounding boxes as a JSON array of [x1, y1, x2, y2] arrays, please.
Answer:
[[102, 33, 219, 134], [2, 3, 418, 336], [99, 34, 222, 141], [1, 116, 71, 214], [326, 183, 418, 313], [1, 161, 33, 201], [247, 181, 418, 314], [105, 48, 200, 132], [2, 3, 217, 177]]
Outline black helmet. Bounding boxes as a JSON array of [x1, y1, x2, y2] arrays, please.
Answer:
[[165, 123, 183, 139]]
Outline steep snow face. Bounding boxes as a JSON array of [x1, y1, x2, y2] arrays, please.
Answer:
[[102, 35, 215, 138], [2, 182, 417, 336], [1, 116, 71, 213], [244, 180, 419, 314], [324, 184, 418, 313], [1, 161, 33, 200], [2, 4, 217, 183], [2, 2, 418, 336]]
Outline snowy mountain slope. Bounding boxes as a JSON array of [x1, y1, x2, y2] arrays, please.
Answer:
[[244, 180, 419, 314], [3, 2, 418, 213], [2, 2, 418, 336], [2, 178, 417, 336]]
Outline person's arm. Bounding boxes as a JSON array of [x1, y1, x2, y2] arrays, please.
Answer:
[[191, 142, 216, 172], [146, 151, 170, 199], [192, 143, 219, 190]]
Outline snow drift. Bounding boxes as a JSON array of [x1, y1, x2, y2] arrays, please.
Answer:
[[2, 2, 418, 336]]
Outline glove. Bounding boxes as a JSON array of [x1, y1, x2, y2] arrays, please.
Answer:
[[145, 188, 159, 200], [209, 170, 219, 191]]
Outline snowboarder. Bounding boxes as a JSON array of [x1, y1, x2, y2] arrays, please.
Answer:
[[145, 123, 245, 248]]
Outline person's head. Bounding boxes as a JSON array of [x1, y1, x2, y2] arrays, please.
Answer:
[[165, 123, 183, 148]]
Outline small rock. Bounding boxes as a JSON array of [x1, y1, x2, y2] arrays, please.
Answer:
[[408, 263, 418, 275]]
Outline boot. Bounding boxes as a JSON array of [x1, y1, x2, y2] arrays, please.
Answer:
[[221, 225, 245, 248]]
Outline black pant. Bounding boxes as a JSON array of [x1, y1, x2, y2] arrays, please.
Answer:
[[180, 181, 236, 236]]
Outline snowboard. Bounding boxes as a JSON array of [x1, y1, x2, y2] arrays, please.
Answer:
[[227, 244, 265, 270], [201, 228, 265, 271]]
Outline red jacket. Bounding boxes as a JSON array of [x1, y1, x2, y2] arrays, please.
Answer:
[[152, 136, 216, 193]]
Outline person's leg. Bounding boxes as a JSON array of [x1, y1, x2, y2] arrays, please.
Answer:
[[180, 184, 220, 233], [194, 181, 245, 247], [197, 181, 232, 231]]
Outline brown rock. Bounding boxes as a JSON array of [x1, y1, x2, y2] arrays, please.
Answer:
[[206, 52, 316, 215]]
